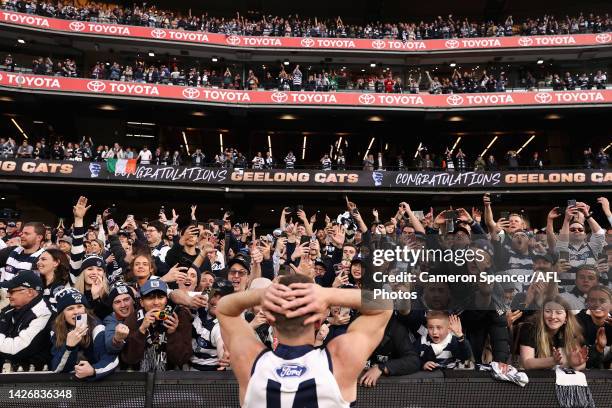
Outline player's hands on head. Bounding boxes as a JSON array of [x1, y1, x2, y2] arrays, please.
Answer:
[[261, 283, 292, 322], [282, 283, 328, 325]]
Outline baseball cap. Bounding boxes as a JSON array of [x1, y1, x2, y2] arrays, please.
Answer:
[[227, 254, 251, 274], [211, 278, 235, 297], [452, 226, 471, 236], [576, 264, 598, 274], [7, 221, 16, 227], [512, 229, 530, 237], [532, 252, 557, 264], [140, 279, 169, 297], [0, 270, 43, 291]]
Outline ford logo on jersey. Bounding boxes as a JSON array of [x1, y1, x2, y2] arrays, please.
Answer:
[[276, 364, 307, 378]]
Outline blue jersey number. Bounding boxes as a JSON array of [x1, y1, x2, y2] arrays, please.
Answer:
[[266, 378, 318, 408]]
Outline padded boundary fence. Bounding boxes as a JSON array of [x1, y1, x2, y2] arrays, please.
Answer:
[[0, 370, 610, 407]]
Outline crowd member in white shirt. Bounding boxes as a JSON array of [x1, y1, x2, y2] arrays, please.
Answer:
[[252, 152, 265, 169], [137, 146, 153, 165]]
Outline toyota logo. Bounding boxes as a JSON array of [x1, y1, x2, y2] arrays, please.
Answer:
[[87, 81, 106, 92], [182, 88, 200, 99], [445, 39, 459, 49], [372, 40, 386, 49], [535, 93, 553, 104], [271, 92, 288, 103], [358, 94, 376, 105], [300, 38, 315, 48], [446, 94, 464, 106], [518, 37, 533, 46], [151, 28, 167, 39], [69, 21, 85, 32], [596, 33, 611, 44], [226, 35, 241, 46]]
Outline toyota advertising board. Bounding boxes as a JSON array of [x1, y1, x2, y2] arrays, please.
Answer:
[[1, 11, 611, 54], [1, 73, 610, 111]]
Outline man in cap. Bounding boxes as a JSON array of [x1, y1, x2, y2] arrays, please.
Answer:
[[121, 279, 192, 371], [532, 252, 556, 273], [451, 225, 472, 249], [5, 221, 19, 239], [0, 271, 52, 370], [226, 251, 262, 292]]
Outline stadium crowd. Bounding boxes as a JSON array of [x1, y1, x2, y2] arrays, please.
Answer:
[[1, 1, 611, 402], [2, 0, 612, 39], [2, 53, 609, 93], [0, 193, 611, 380], [0, 137, 609, 171]]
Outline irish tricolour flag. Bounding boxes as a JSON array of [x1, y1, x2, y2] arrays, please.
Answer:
[[107, 159, 138, 175]]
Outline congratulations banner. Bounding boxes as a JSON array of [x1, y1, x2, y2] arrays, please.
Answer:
[[1, 73, 611, 110], [0, 159, 610, 190], [1, 11, 612, 53]]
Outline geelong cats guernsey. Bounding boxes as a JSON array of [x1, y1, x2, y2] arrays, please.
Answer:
[[244, 344, 352, 408]]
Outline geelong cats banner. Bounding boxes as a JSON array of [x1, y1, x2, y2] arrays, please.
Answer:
[[0, 160, 610, 190]]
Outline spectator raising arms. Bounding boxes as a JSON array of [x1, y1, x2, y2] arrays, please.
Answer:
[[415, 312, 473, 370]]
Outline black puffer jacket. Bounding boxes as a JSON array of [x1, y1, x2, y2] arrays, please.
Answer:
[[0, 294, 53, 369]]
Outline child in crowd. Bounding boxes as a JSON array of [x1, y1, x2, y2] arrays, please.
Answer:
[[414, 311, 473, 370]]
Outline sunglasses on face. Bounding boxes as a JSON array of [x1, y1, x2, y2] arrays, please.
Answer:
[[228, 268, 247, 277], [570, 228, 584, 232]]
